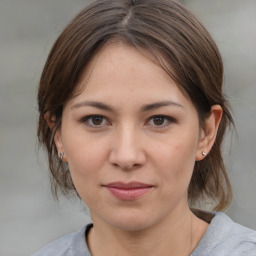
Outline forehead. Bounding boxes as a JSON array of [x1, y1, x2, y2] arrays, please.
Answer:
[[76, 43, 175, 92], [67, 42, 194, 112]]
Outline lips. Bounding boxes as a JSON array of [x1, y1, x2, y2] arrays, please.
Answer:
[[103, 182, 154, 200]]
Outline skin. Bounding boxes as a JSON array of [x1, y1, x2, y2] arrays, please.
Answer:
[[51, 42, 222, 256]]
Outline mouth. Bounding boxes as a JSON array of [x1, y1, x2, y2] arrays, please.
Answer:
[[103, 181, 154, 201]]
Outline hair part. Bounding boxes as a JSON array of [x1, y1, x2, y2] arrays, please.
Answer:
[[38, 0, 234, 210]]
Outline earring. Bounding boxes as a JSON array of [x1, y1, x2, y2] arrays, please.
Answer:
[[202, 152, 207, 156], [59, 152, 64, 160]]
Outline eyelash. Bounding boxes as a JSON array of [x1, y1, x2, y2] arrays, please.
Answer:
[[81, 115, 110, 128], [146, 115, 176, 128], [80, 115, 176, 129]]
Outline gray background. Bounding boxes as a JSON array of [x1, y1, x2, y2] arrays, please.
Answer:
[[0, 0, 255, 255]]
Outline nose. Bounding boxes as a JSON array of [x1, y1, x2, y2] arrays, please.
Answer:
[[108, 125, 146, 170]]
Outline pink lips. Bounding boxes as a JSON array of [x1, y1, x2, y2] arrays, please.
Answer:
[[103, 182, 153, 200]]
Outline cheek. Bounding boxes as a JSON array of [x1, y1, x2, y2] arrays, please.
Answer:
[[62, 132, 108, 180], [151, 134, 198, 184], [63, 136, 107, 202]]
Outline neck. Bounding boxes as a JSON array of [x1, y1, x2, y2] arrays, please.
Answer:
[[87, 207, 208, 256]]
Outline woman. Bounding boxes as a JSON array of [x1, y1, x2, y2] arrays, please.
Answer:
[[34, 0, 256, 255]]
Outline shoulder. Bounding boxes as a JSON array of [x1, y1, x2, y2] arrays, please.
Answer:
[[32, 225, 92, 256], [211, 212, 256, 255], [192, 211, 256, 256]]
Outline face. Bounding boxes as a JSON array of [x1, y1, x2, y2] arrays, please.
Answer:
[[55, 43, 208, 231]]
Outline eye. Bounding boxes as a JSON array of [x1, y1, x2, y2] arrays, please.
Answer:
[[81, 115, 109, 127], [147, 115, 175, 127]]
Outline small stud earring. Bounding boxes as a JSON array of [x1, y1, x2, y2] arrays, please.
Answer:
[[59, 152, 64, 160], [202, 152, 207, 156]]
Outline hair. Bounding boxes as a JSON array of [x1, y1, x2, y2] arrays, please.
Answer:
[[37, 0, 234, 211]]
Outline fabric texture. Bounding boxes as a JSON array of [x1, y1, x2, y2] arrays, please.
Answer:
[[32, 212, 256, 256]]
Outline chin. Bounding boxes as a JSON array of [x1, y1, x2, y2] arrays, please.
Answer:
[[104, 210, 159, 232]]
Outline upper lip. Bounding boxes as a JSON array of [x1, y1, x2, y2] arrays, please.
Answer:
[[103, 181, 153, 189]]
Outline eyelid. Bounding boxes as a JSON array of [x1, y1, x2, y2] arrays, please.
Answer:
[[80, 114, 176, 129], [146, 115, 176, 127], [80, 114, 110, 128]]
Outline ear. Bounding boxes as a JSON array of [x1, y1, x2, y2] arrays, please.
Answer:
[[44, 112, 55, 129], [196, 105, 223, 161], [44, 112, 67, 162]]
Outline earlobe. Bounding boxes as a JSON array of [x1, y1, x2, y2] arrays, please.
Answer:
[[196, 105, 223, 161], [53, 127, 68, 162]]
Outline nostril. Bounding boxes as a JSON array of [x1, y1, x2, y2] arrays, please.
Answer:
[[108, 140, 147, 170], [123, 164, 134, 170], [111, 162, 140, 171]]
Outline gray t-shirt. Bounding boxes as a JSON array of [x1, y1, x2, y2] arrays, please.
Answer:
[[32, 212, 256, 256]]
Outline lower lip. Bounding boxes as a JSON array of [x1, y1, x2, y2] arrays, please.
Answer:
[[106, 187, 153, 200]]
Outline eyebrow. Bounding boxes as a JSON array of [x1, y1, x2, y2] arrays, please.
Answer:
[[71, 100, 184, 112], [140, 100, 184, 112], [71, 101, 114, 111]]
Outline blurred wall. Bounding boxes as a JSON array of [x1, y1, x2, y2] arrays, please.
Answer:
[[0, 0, 255, 255]]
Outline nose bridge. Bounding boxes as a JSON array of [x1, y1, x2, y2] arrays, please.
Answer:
[[109, 122, 145, 169]]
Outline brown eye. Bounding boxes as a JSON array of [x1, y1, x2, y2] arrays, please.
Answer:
[[91, 116, 104, 125], [82, 115, 109, 127], [147, 115, 175, 128], [153, 116, 165, 126]]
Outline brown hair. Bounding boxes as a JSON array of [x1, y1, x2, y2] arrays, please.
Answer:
[[37, 0, 234, 210]]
